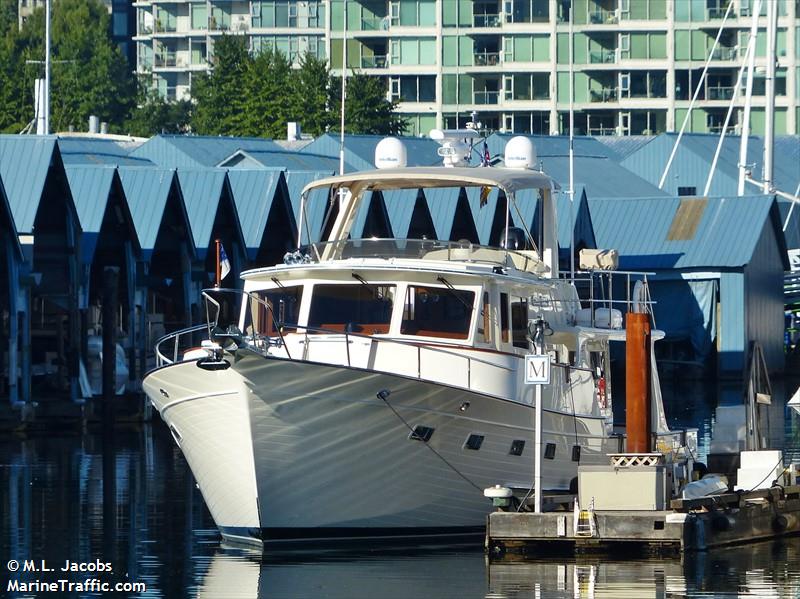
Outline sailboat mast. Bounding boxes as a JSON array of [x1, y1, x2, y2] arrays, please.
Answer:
[[568, 1, 575, 280], [737, 0, 762, 196], [44, 0, 50, 135], [763, 0, 777, 193]]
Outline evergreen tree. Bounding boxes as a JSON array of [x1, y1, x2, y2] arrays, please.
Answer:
[[241, 46, 293, 138], [125, 86, 192, 137], [288, 53, 334, 137], [191, 34, 250, 136], [329, 73, 407, 136]]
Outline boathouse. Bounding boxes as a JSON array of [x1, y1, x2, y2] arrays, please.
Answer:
[[130, 134, 285, 168], [118, 166, 195, 347], [589, 194, 788, 376], [177, 168, 246, 287], [0, 172, 22, 404], [0, 136, 82, 403], [65, 165, 141, 391]]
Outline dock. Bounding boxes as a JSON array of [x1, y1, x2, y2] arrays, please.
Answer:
[[486, 458, 800, 555]]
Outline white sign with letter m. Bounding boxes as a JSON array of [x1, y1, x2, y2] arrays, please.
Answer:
[[524, 354, 551, 385]]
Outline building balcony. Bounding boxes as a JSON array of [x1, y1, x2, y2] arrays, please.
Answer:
[[474, 51, 501, 66], [589, 49, 616, 64], [707, 85, 734, 100], [589, 9, 618, 24], [473, 13, 501, 27], [361, 55, 388, 68], [589, 87, 618, 102], [473, 90, 500, 104], [707, 6, 734, 19], [710, 46, 737, 61], [587, 124, 617, 135], [361, 15, 390, 31]]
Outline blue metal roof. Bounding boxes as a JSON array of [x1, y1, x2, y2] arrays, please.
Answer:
[[227, 169, 283, 258], [220, 149, 345, 171], [64, 166, 116, 233], [617, 133, 800, 198], [382, 189, 420, 238], [130, 135, 285, 168], [424, 187, 462, 240], [285, 170, 335, 244], [177, 168, 227, 255], [57, 137, 152, 166], [118, 166, 177, 253], [300, 134, 442, 170], [590, 135, 658, 161], [0, 174, 21, 258], [0, 135, 58, 233], [588, 194, 785, 269], [464, 186, 500, 245], [486, 133, 618, 161]]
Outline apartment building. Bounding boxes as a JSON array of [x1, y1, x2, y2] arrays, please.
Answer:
[[132, 0, 800, 136]]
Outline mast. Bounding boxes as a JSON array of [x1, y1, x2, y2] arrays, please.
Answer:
[[337, 0, 347, 207], [763, 0, 777, 193], [737, 0, 762, 196], [44, 0, 50, 135], [568, 1, 575, 280]]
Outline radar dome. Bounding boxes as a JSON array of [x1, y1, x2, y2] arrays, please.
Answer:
[[374, 137, 407, 169], [504, 136, 537, 169]]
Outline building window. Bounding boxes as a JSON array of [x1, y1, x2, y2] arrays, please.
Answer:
[[677, 186, 697, 197]]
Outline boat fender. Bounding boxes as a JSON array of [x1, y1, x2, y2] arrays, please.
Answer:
[[596, 376, 607, 409], [711, 512, 734, 532], [773, 514, 789, 532]]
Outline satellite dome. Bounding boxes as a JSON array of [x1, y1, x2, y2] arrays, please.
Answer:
[[504, 136, 537, 169], [374, 137, 407, 169]]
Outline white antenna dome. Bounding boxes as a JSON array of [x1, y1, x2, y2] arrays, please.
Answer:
[[374, 137, 407, 169], [504, 136, 537, 169]]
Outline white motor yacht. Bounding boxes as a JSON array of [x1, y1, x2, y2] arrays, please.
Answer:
[[143, 134, 683, 546]]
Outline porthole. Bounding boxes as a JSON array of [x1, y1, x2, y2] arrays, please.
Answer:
[[509, 440, 525, 456], [464, 434, 485, 450], [409, 425, 434, 442], [544, 442, 556, 459]]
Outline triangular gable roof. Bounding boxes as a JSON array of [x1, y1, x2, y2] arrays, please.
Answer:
[[424, 187, 463, 240], [65, 165, 116, 233], [382, 189, 421, 239], [0, 173, 21, 258], [300, 133, 442, 169], [556, 185, 593, 250], [464, 186, 501, 245], [177, 168, 228, 254], [0, 135, 58, 233], [588, 194, 787, 270], [118, 166, 179, 254], [227, 169, 283, 258], [285, 170, 335, 244]]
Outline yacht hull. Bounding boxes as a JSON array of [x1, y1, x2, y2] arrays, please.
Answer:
[[144, 350, 613, 546]]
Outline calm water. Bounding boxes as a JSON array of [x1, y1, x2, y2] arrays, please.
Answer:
[[1, 381, 799, 599]]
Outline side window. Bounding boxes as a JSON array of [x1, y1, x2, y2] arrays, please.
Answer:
[[308, 284, 395, 334], [511, 296, 529, 349], [478, 291, 491, 343], [249, 286, 302, 336], [500, 292, 510, 343]]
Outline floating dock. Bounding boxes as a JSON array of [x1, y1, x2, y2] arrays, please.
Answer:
[[486, 454, 800, 556]]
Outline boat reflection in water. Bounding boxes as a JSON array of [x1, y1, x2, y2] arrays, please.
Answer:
[[192, 541, 800, 599]]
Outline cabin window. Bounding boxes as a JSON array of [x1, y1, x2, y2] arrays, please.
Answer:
[[478, 291, 491, 343], [307, 284, 395, 334], [544, 442, 556, 459], [500, 292, 510, 343], [509, 440, 525, 456], [250, 286, 302, 336], [409, 425, 435, 442], [511, 296, 529, 349], [401, 285, 474, 340], [464, 434, 485, 450]]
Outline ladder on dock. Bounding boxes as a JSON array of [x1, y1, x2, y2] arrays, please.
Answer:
[[574, 497, 597, 537]]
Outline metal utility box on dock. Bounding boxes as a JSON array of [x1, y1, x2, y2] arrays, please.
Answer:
[[486, 485, 800, 556], [578, 465, 668, 511]]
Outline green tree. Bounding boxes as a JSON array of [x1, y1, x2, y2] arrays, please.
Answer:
[[241, 46, 294, 138], [0, 0, 137, 133], [125, 86, 192, 137], [191, 34, 250, 135], [329, 72, 407, 136], [0, 0, 16, 37], [288, 53, 334, 137]]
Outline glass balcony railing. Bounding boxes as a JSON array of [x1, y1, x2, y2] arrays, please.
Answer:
[[707, 86, 734, 100], [707, 6, 733, 18], [587, 124, 617, 135], [710, 46, 736, 60], [473, 90, 500, 104], [360, 55, 388, 68], [474, 51, 500, 66], [361, 15, 390, 30], [589, 49, 616, 63], [589, 9, 618, 24], [589, 87, 618, 102], [473, 13, 501, 27], [154, 54, 178, 68]]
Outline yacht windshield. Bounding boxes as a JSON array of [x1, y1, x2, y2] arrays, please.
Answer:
[[248, 286, 302, 336], [401, 285, 475, 340], [308, 284, 395, 334]]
